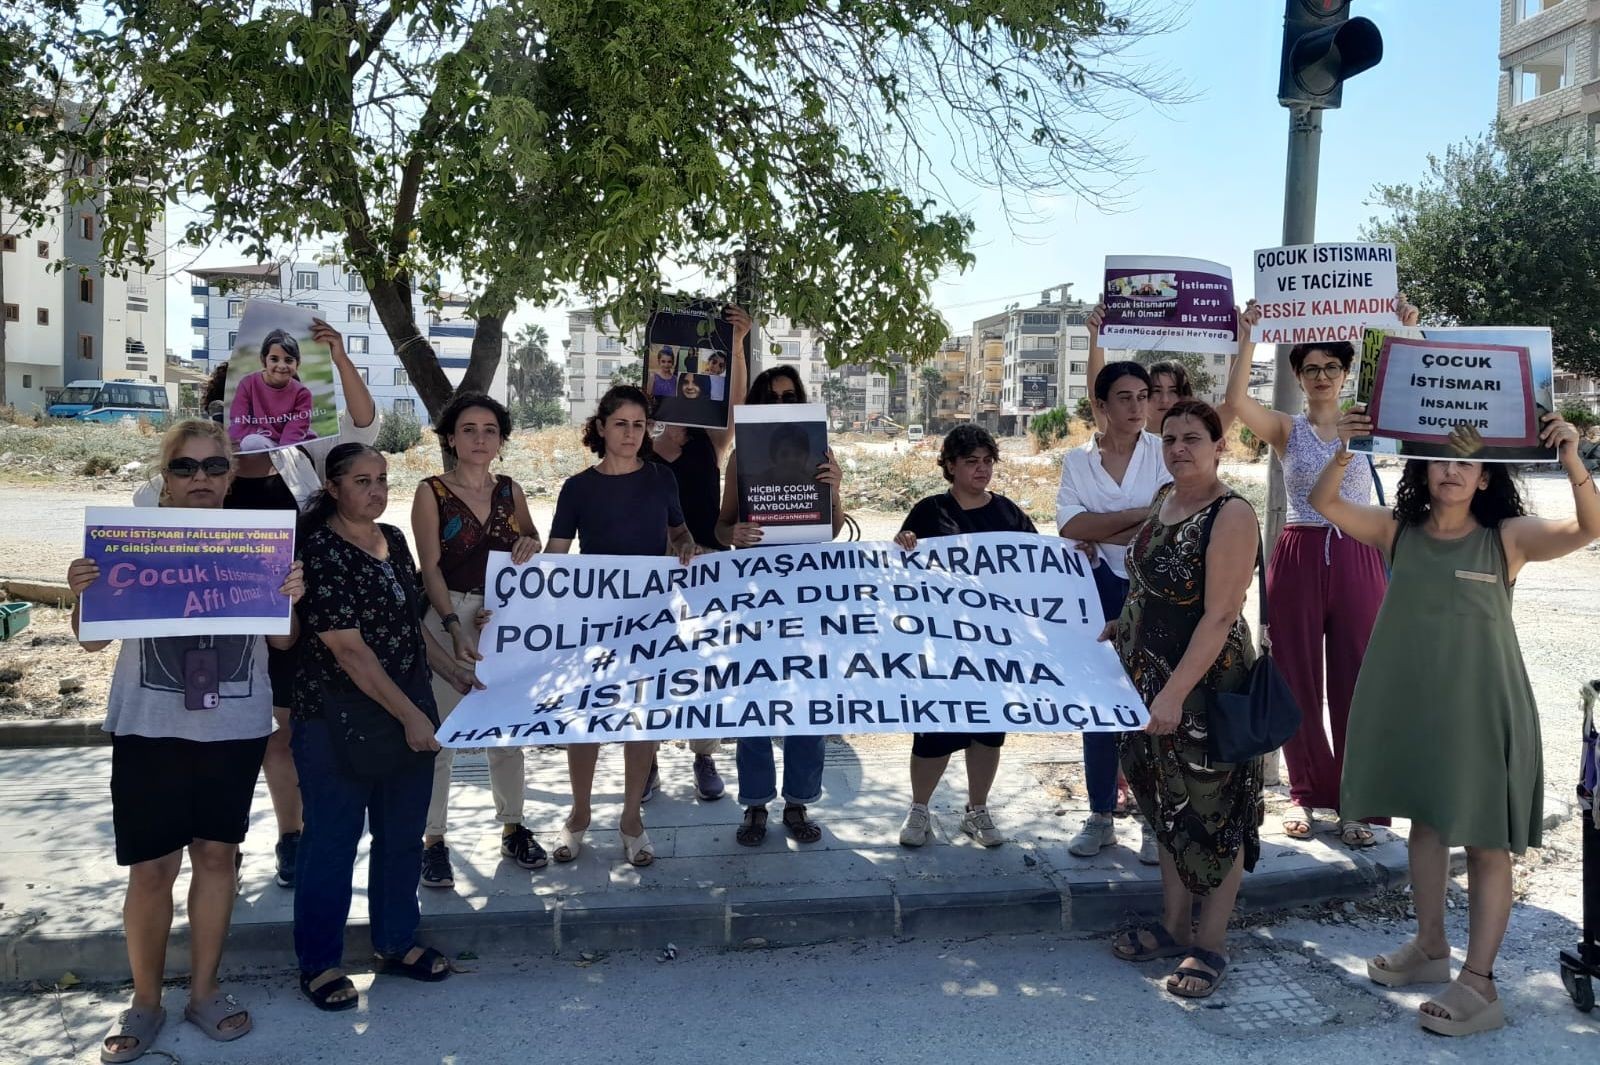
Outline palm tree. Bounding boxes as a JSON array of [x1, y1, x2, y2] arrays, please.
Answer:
[[919, 365, 944, 428], [508, 323, 550, 403]]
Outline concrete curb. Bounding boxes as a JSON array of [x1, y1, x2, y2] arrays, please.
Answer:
[[0, 719, 110, 748], [1, 579, 74, 608], [1, 849, 1411, 984]]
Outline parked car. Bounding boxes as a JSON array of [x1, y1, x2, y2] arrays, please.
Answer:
[[906, 424, 925, 443], [47, 379, 170, 426]]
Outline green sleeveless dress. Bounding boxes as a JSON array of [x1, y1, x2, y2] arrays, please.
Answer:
[[1340, 523, 1543, 852]]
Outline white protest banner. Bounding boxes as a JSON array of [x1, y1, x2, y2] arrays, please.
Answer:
[[1250, 243, 1401, 344], [439, 533, 1148, 748], [1100, 255, 1236, 356], [1353, 326, 1558, 464]]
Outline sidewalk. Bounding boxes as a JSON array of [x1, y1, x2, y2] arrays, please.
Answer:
[[0, 737, 1413, 984]]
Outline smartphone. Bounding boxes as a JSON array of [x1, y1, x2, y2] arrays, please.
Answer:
[[183, 647, 220, 711]]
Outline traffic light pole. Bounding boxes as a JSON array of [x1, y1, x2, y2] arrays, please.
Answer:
[[1265, 105, 1323, 554]]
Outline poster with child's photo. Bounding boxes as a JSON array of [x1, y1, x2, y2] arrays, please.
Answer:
[[222, 300, 342, 453], [646, 298, 739, 429], [734, 403, 833, 545]]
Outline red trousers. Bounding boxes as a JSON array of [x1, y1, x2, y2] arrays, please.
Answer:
[[1267, 525, 1388, 817]]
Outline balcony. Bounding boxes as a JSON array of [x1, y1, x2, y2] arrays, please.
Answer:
[[190, 316, 208, 328], [190, 284, 210, 297]]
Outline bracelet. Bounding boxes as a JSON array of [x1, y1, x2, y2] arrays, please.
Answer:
[[1574, 473, 1594, 491], [441, 612, 460, 628]]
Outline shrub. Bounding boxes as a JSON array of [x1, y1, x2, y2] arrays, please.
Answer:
[[375, 412, 422, 454], [81, 454, 120, 476], [1028, 406, 1071, 449], [1560, 403, 1597, 431]]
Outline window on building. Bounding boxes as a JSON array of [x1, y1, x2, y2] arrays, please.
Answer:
[[597, 336, 619, 353], [227, 299, 243, 318], [349, 335, 369, 354], [1021, 312, 1060, 328], [1069, 361, 1087, 374], [1069, 385, 1087, 399], [570, 381, 586, 401], [297, 302, 319, 310], [36, 240, 48, 259], [0, 235, 15, 253], [228, 331, 237, 349], [79, 215, 95, 240], [393, 398, 415, 416], [355, 367, 369, 383], [349, 304, 369, 323], [79, 277, 94, 304], [345, 271, 365, 292], [36, 308, 48, 325], [1513, 40, 1575, 103], [295, 270, 319, 290], [79, 334, 94, 360], [1069, 335, 1089, 350], [21, 374, 31, 389], [1214, 354, 1227, 365], [776, 340, 801, 358], [568, 356, 585, 372], [597, 360, 618, 377], [1517, 0, 1565, 21], [393, 368, 408, 386], [2, 304, 16, 322]]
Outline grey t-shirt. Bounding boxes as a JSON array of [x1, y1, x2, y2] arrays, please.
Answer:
[[101, 635, 274, 742]]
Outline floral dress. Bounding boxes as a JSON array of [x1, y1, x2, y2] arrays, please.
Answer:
[[1114, 487, 1263, 894]]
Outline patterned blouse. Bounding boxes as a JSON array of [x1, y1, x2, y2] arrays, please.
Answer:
[[425, 474, 523, 594], [294, 522, 429, 719]]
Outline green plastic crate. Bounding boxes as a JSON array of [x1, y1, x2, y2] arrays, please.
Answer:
[[0, 602, 30, 642]]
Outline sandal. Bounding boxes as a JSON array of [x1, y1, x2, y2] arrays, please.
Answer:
[[1419, 974, 1505, 1036], [1111, 922, 1190, 962], [184, 990, 251, 1042], [1368, 940, 1452, 987], [1166, 948, 1229, 999], [375, 945, 451, 982], [1339, 819, 1377, 848], [299, 969, 358, 1012], [621, 828, 655, 867], [553, 819, 587, 863], [737, 805, 769, 847], [100, 1005, 165, 1063], [782, 803, 822, 844], [1281, 806, 1315, 839]]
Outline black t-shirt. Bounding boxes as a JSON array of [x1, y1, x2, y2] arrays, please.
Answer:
[[295, 523, 428, 718], [550, 463, 686, 556], [649, 430, 722, 551], [900, 492, 1037, 539], [227, 472, 299, 512]]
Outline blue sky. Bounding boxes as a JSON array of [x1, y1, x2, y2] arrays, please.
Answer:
[[165, 1, 1501, 357]]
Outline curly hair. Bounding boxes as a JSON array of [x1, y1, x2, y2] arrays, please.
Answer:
[[432, 392, 512, 457], [581, 385, 654, 458], [1392, 460, 1527, 528], [938, 424, 999, 483]]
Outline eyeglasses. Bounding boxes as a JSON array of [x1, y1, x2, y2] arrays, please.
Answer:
[[166, 457, 231, 478], [376, 559, 407, 605], [1299, 365, 1344, 380]]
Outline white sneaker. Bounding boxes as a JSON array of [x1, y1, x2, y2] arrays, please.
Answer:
[[1139, 823, 1161, 866], [961, 804, 1005, 848], [899, 804, 932, 847], [1067, 813, 1116, 857]]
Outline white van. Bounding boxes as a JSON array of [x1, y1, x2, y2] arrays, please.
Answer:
[[906, 424, 925, 443]]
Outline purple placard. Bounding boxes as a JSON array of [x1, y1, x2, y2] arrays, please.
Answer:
[[1099, 255, 1236, 356], [78, 507, 296, 640]]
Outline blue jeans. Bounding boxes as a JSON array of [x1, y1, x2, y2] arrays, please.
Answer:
[[292, 716, 435, 975], [736, 735, 826, 807], [1086, 562, 1131, 815]]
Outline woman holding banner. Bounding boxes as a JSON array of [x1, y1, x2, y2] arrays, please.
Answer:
[[640, 306, 750, 804], [1225, 298, 1416, 848], [1055, 361, 1169, 866], [293, 443, 476, 1009], [412, 393, 546, 891], [68, 419, 305, 1060], [893, 424, 1034, 849], [545, 385, 701, 867], [714, 365, 845, 847], [1107, 400, 1261, 1001], [1313, 409, 1598, 1036]]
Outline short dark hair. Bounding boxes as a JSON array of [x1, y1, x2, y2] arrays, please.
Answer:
[[581, 385, 653, 457], [746, 365, 807, 405], [1161, 398, 1224, 441], [1393, 460, 1527, 528], [938, 424, 999, 483], [1146, 360, 1194, 397], [432, 392, 512, 457], [300, 442, 384, 537], [259, 328, 301, 365], [1094, 360, 1151, 402], [1289, 341, 1355, 374]]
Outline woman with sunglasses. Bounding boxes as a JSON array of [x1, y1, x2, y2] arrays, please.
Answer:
[[68, 420, 304, 1062], [713, 366, 846, 847], [1225, 298, 1416, 847], [291, 443, 476, 1011], [545, 385, 701, 868], [133, 321, 378, 891]]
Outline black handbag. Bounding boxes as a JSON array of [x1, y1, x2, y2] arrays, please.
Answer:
[[321, 658, 439, 781], [1208, 536, 1303, 764]]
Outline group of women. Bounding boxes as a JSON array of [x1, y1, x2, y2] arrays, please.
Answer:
[[74, 302, 1598, 1060]]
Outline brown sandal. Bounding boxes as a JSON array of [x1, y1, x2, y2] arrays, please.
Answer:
[[736, 805, 768, 847], [782, 803, 822, 844]]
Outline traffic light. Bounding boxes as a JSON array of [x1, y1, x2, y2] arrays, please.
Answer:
[[1278, 0, 1383, 109]]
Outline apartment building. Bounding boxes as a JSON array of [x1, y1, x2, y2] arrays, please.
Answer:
[[190, 259, 505, 417], [2, 185, 167, 413], [908, 335, 970, 431], [966, 285, 1090, 435]]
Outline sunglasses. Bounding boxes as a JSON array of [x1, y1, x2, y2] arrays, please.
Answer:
[[774, 391, 800, 403], [166, 457, 231, 478], [375, 559, 407, 605]]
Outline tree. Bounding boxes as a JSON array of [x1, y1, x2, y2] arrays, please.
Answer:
[[821, 375, 851, 420], [21, 0, 1182, 422], [918, 364, 943, 428], [506, 324, 555, 403], [1365, 125, 1600, 377]]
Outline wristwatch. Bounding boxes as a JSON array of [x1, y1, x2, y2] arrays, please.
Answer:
[[441, 613, 461, 629]]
